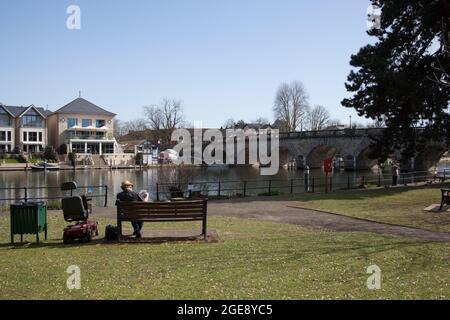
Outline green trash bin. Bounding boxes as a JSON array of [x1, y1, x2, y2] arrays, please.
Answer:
[[10, 201, 48, 244]]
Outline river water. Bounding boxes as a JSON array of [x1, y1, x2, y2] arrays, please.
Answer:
[[0, 166, 427, 207]]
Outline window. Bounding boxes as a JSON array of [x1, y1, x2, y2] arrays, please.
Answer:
[[96, 131, 105, 140], [72, 142, 85, 153], [7, 131, 11, 141], [0, 132, 5, 141], [21, 110, 44, 128], [23, 132, 27, 142], [68, 118, 78, 128], [28, 132, 38, 142], [102, 143, 114, 154], [38, 132, 43, 142], [0, 107, 11, 126], [96, 119, 106, 128], [82, 119, 92, 128]]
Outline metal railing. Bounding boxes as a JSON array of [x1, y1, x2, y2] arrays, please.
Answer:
[[0, 185, 109, 207], [152, 170, 439, 200]]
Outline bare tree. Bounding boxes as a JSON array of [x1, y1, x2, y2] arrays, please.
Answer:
[[306, 105, 330, 131], [144, 98, 185, 131], [122, 119, 148, 134], [143, 98, 186, 142], [113, 118, 125, 137], [253, 117, 270, 125], [273, 81, 309, 132], [223, 118, 236, 129]]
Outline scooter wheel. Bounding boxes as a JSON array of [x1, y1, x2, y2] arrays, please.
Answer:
[[86, 229, 93, 242], [63, 234, 70, 244]]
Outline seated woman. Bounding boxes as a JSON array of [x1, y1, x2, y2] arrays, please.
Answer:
[[116, 180, 144, 238]]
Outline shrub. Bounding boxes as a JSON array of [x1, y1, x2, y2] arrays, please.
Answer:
[[58, 144, 67, 155], [43, 146, 58, 162], [68, 152, 76, 166]]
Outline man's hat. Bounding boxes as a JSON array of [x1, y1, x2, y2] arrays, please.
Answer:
[[121, 180, 134, 189]]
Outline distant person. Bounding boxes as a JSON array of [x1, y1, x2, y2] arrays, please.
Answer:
[[116, 180, 143, 238], [392, 163, 400, 186]]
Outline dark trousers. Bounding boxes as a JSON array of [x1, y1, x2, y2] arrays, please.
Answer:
[[131, 221, 143, 232], [392, 175, 398, 186]]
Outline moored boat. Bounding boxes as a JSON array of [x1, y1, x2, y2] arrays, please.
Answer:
[[30, 162, 60, 171]]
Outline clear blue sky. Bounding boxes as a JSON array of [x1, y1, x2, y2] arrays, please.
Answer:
[[0, 0, 373, 127]]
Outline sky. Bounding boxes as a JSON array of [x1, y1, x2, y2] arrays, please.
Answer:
[[0, 0, 374, 128]]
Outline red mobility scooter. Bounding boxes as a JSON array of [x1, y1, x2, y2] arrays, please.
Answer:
[[61, 182, 99, 244]]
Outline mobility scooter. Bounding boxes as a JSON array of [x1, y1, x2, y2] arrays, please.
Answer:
[[61, 182, 99, 244]]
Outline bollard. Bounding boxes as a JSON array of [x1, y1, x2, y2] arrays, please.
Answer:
[[304, 166, 310, 192], [243, 181, 247, 197], [104, 185, 108, 207], [218, 181, 221, 197]]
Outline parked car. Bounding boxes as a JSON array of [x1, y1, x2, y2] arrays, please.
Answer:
[[158, 149, 179, 164]]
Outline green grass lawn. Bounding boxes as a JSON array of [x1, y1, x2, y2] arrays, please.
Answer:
[[0, 158, 21, 164], [0, 212, 448, 299], [294, 186, 450, 233]]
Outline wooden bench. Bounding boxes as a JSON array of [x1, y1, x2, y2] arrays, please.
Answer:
[[440, 189, 450, 211], [116, 200, 208, 240]]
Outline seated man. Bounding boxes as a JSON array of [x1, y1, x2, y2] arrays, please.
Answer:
[[116, 180, 144, 238]]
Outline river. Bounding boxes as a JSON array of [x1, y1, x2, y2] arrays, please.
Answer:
[[0, 166, 428, 207]]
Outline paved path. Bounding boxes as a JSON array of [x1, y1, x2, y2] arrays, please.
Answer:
[[8, 197, 448, 242], [207, 197, 450, 242]]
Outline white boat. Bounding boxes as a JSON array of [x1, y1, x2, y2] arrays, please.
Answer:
[[31, 162, 60, 171]]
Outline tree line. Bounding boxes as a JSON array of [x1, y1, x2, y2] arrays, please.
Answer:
[[115, 82, 381, 141]]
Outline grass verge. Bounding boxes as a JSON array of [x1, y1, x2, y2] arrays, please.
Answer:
[[294, 186, 450, 233], [0, 212, 448, 299]]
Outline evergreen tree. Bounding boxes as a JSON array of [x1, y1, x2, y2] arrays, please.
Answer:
[[342, 0, 450, 162]]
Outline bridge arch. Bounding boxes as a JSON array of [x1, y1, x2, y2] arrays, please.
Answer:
[[413, 145, 448, 172], [355, 146, 380, 171], [306, 145, 342, 169]]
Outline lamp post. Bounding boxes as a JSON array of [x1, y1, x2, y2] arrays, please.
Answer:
[[349, 115, 352, 129]]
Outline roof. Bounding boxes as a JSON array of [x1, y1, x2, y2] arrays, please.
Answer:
[[1, 105, 52, 118], [53, 98, 116, 117]]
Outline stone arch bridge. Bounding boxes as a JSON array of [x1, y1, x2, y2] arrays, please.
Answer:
[[278, 128, 448, 171]]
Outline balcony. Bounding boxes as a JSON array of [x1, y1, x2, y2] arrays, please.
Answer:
[[66, 131, 106, 140]]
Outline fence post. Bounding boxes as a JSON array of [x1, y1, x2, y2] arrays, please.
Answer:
[[104, 185, 108, 207], [304, 169, 310, 192], [218, 181, 221, 197], [312, 178, 315, 193], [156, 183, 160, 201], [268, 180, 272, 194], [243, 181, 247, 197], [24, 187, 28, 202], [330, 177, 333, 192], [290, 179, 294, 194], [378, 173, 381, 187]]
